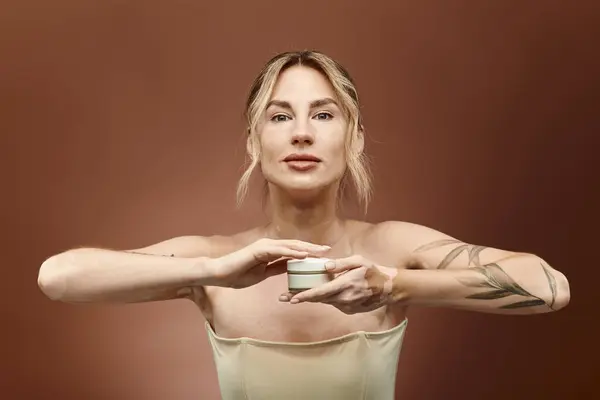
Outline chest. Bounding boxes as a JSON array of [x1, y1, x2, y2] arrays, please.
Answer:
[[196, 244, 406, 342]]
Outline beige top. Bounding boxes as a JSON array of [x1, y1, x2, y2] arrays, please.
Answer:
[[205, 319, 408, 400]]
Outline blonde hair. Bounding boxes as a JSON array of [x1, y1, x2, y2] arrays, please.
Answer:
[[236, 50, 373, 213]]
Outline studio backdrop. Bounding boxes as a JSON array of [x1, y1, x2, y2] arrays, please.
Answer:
[[2, 1, 598, 399]]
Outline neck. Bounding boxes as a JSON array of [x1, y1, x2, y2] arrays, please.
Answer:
[[263, 185, 346, 246]]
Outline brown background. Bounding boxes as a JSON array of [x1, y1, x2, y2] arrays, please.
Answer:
[[3, 1, 599, 399]]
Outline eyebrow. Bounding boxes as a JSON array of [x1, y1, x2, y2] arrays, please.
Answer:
[[266, 97, 339, 111]]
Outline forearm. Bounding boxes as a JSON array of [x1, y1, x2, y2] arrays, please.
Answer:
[[389, 256, 570, 314], [38, 248, 218, 303]]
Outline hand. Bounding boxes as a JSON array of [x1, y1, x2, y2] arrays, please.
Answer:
[[280, 255, 398, 314], [211, 238, 330, 289]]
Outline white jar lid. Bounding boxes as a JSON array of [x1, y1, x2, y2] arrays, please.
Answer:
[[287, 257, 330, 273]]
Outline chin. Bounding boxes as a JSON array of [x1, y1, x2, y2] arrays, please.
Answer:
[[268, 174, 340, 199], [278, 180, 324, 193], [262, 163, 344, 197]]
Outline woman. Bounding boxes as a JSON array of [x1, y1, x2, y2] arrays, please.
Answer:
[[38, 50, 571, 399]]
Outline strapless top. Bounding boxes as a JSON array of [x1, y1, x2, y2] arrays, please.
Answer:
[[205, 318, 408, 399]]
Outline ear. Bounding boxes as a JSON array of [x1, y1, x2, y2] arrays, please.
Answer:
[[246, 134, 253, 156], [246, 130, 262, 163], [354, 125, 365, 155], [246, 126, 256, 154]]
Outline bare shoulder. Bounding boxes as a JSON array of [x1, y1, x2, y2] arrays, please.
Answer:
[[354, 220, 457, 267], [357, 220, 432, 247], [208, 227, 265, 257], [367, 220, 455, 248], [361, 220, 516, 270]]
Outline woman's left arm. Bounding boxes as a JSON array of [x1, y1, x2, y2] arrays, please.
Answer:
[[381, 221, 571, 314], [286, 221, 570, 315]]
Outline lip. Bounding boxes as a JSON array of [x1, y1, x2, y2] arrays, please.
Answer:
[[283, 153, 321, 162], [283, 153, 321, 172]]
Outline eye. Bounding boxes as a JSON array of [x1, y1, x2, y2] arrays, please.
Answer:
[[314, 112, 333, 120], [271, 114, 291, 122]]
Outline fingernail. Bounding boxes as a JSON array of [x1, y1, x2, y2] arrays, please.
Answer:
[[325, 261, 335, 270], [290, 298, 300, 304]]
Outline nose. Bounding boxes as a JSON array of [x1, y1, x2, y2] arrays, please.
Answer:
[[291, 121, 315, 145]]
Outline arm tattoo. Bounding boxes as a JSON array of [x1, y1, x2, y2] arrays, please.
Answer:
[[458, 262, 557, 310], [540, 262, 558, 309], [127, 251, 175, 257], [414, 239, 487, 269], [414, 239, 559, 310]]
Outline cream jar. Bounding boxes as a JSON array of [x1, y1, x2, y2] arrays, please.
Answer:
[[286, 257, 332, 293]]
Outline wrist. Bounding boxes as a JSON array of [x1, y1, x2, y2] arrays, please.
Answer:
[[190, 257, 226, 287], [377, 265, 408, 306], [386, 267, 414, 306]]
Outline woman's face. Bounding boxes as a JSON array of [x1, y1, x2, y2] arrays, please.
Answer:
[[254, 66, 352, 198]]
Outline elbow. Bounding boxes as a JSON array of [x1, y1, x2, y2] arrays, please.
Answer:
[[553, 271, 571, 311], [38, 254, 69, 301], [534, 255, 570, 312]]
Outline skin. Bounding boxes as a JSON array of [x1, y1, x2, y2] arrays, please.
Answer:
[[38, 65, 570, 344]]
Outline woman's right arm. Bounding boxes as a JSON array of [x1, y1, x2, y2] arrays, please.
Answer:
[[37, 236, 220, 304]]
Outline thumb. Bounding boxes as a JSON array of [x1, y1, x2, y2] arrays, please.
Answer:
[[324, 259, 351, 273]]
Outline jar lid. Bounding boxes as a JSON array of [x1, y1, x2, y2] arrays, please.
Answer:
[[286, 257, 330, 273]]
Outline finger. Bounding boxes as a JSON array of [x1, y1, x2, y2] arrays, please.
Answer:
[[273, 244, 329, 261], [324, 255, 367, 273], [260, 242, 329, 262], [279, 292, 293, 302], [279, 240, 331, 254], [290, 281, 346, 304], [259, 247, 309, 262]]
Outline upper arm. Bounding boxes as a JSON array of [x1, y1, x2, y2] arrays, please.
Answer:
[[126, 235, 225, 303], [127, 235, 221, 258], [375, 221, 521, 270]]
